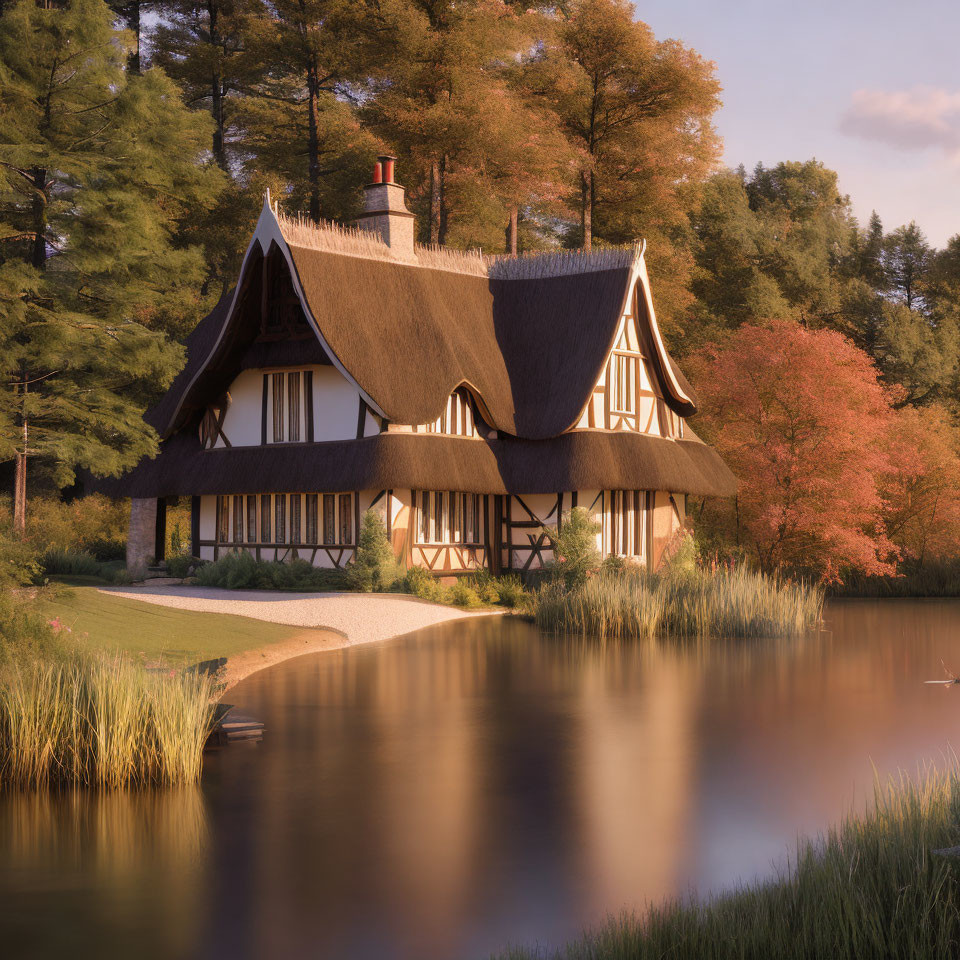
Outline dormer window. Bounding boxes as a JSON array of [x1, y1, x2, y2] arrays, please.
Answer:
[[611, 353, 639, 416], [264, 370, 314, 444], [418, 388, 476, 436]]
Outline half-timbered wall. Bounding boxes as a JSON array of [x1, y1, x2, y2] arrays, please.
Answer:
[[411, 489, 488, 572], [498, 489, 684, 573], [575, 287, 684, 439], [204, 364, 380, 449]]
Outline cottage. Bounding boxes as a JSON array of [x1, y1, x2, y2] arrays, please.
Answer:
[[113, 158, 736, 575]]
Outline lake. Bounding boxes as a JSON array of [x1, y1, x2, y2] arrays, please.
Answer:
[[3, 600, 960, 959]]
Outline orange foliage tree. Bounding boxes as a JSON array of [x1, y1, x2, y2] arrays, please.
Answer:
[[687, 320, 898, 580], [882, 404, 960, 567]]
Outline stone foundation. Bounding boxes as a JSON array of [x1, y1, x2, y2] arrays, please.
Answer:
[[126, 497, 158, 576]]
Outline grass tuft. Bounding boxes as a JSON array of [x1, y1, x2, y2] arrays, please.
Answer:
[[533, 566, 822, 640], [0, 654, 216, 788], [493, 763, 960, 959]]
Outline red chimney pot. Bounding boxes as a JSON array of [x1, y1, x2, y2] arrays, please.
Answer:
[[372, 161, 383, 184], [378, 155, 397, 184]]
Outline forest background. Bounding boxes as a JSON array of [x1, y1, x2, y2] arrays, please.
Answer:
[[3, 0, 960, 588]]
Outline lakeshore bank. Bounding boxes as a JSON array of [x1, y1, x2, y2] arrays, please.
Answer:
[[101, 585, 505, 690]]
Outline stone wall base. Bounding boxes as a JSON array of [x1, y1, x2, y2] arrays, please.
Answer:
[[127, 498, 158, 576]]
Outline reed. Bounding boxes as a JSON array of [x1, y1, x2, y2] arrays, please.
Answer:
[[493, 763, 960, 959], [533, 566, 823, 640], [0, 654, 216, 788]]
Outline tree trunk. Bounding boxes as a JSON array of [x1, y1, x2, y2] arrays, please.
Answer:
[[438, 155, 448, 246], [505, 206, 518, 255], [580, 170, 593, 252], [16, 168, 48, 534], [127, 1, 141, 74], [306, 65, 321, 223], [209, 1, 227, 170], [13, 379, 27, 538], [430, 157, 448, 245]]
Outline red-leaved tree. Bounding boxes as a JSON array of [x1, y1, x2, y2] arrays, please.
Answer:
[[882, 404, 960, 567], [687, 320, 898, 580]]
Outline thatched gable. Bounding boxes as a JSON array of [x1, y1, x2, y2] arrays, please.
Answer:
[[148, 200, 698, 442]]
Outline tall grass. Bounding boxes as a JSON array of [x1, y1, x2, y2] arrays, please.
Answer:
[[534, 566, 823, 640], [0, 654, 216, 788], [493, 764, 960, 959]]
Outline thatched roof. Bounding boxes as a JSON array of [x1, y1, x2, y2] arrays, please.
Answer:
[[96, 430, 737, 500], [149, 204, 699, 441]]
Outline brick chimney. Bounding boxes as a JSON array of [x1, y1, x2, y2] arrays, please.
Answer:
[[356, 155, 416, 260]]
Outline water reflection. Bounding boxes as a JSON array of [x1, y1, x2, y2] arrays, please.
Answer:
[[0, 788, 207, 959], [4, 601, 960, 958]]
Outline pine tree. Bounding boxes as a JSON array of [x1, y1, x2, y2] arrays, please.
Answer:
[[238, 0, 383, 225], [152, 0, 260, 171], [0, 0, 222, 532]]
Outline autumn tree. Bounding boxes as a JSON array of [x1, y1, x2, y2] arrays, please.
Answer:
[[0, 0, 222, 531], [534, 0, 720, 255], [366, 0, 570, 251], [687, 321, 898, 580], [882, 404, 960, 568]]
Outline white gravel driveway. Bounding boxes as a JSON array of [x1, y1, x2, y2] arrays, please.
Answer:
[[101, 584, 498, 645]]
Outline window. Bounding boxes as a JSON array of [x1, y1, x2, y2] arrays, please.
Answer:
[[266, 370, 313, 444], [608, 490, 647, 558], [215, 491, 355, 548], [421, 388, 476, 436], [289, 494, 302, 545], [434, 491, 444, 542], [233, 495, 244, 543], [275, 495, 286, 544], [611, 353, 639, 415], [305, 494, 319, 545], [272, 372, 284, 442], [417, 491, 482, 545], [339, 494, 353, 544], [323, 494, 336, 544], [287, 372, 301, 442], [217, 496, 230, 543], [260, 495, 272, 542]]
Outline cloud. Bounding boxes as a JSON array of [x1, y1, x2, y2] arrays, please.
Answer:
[[840, 86, 960, 155]]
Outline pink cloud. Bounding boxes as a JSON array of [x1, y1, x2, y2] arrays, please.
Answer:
[[840, 86, 960, 154]]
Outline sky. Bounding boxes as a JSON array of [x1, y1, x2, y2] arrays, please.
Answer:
[[637, 0, 960, 246]]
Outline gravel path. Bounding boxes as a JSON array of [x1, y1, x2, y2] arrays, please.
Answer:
[[100, 585, 502, 688]]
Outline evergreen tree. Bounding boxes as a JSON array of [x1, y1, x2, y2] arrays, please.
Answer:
[[0, 0, 222, 532], [239, 0, 382, 225]]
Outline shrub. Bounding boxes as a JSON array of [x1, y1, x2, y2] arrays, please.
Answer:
[[494, 575, 527, 609], [3, 494, 129, 561], [41, 548, 103, 578], [0, 534, 42, 589], [467, 568, 500, 603], [165, 554, 197, 579], [402, 565, 449, 603], [0, 592, 68, 665], [347, 511, 402, 592], [449, 579, 482, 608], [544, 507, 602, 588], [193, 551, 346, 591]]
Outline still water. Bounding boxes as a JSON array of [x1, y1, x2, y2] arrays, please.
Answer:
[[3, 600, 960, 959]]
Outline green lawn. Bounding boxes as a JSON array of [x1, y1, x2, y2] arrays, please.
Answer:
[[40, 585, 323, 667]]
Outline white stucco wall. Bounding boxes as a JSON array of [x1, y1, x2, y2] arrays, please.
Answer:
[[212, 364, 370, 448]]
